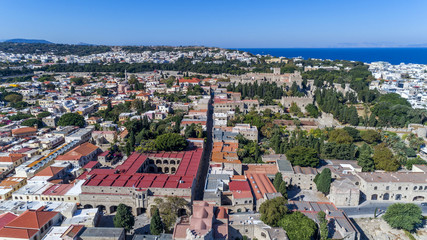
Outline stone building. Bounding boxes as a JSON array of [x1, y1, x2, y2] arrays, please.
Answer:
[[80, 147, 204, 216], [228, 213, 288, 240], [280, 96, 314, 113], [356, 171, 427, 202], [230, 70, 302, 87], [173, 201, 228, 240], [328, 178, 360, 206]]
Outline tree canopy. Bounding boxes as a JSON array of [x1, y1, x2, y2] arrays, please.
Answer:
[[153, 196, 188, 231], [21, 118, 43, 128], [285, 146, 319, 167], [150, 208, 164, 235], [58, 113, 86, 127], [279, 211, 318, 240], [383, 203, 423, 232], [373, 143, 400, 171], [314, 168, 332, 195], [259, 197, 288, 227], [113, 204, 135, 232], [154, 133, 188, 151]]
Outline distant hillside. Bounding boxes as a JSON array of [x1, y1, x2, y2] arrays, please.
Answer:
[[4, 38, 53, 44]]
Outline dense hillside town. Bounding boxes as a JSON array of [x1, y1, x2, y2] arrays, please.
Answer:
[[0, 43, 426, 240]]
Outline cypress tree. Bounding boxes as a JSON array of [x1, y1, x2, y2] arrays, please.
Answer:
[[315, 168, 332, 195], [273, 172, 283, 190], [150, 208, 164, 235], [113, 204, 135, 232], [279, 181, 287, 199]]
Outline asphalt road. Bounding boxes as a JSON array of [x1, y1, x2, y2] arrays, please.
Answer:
[[339, 201, 427, 218]]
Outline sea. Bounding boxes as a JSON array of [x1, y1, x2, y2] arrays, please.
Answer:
[[235, 48, 427, 65]]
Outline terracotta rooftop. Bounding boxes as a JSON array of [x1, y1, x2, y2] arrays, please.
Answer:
[[35, 166, 65, 177], [0, 153, 25, 163], [1, 209, 58, 230], [83, 148, 203, 190], [0, 228, 39, 239], [0, 212, 18, 229], [11, 127, 37, 135], [246, 173, 276, 200], [56, 142, 100, 161], [244, 164, 278, 176]]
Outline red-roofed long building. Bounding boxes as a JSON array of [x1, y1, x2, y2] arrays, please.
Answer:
[[0, 209, 62, 240], [80, 147, 204, 216]]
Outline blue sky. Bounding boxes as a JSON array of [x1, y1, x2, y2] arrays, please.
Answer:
[[1, 0, 426, 47]]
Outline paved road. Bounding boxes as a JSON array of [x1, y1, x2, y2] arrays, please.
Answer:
[[339, 201, 427, 218], [193, 93, 213, 201]]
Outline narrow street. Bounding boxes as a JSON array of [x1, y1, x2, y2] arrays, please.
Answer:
[[339, 201, 427, 218], [194, 93, 214, 201]]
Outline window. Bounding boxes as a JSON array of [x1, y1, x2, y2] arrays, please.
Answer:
[[414, 186, 417, 190], [386, 186, 389, 190], [398, 187, 401, 190], [374, 186, 377, 190]]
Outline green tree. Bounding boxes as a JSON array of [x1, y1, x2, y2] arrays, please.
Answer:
[[4, 93, 23, 104], [314, 168, 331, 195], [383, 203, 423, 232], [154, 133, 188, 151], [21, 118, 43, 128], [318, 211, 329, 240], [154, 197, 188, 231], [279, 181, 288, 199], [58, 113, 86, 127], [289, 102, 302, 116], [343, 127, 361, 141], [360, 130, 381, 144], [96, 87, 109, 96], [259, 197, 288, 227], [305, 104, 319, 118], [373, 143, 400, 171], [150, 208, 164, 235], [285, 146, 319, 167], [328, 128, 353, 144], [357, 144, 375, 172], [70, 86, 75, 94], [71, 77, 85, 85], [279, 211, 318, 240], [36, 111, 51, 119], [273, 172, 283, 191], [405, 157, 426, 170], [113, 204, 135, 232]]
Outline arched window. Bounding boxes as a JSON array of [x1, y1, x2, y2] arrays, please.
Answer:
[[383, 193, 390, 200]]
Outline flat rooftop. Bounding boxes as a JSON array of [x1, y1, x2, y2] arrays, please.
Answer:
[[357, 171, 427, 183]]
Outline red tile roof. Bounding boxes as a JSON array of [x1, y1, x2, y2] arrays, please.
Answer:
[[83, 148, 203, 190], [35, 166, 64, 177], [0, 212, 18, 229], [0, 209, 59, 239], [229, 180, 251, 192], [0, 228, 38, 239], [11, 127, 37, 135], [246, 173, 276, 200], [56, 142, 100, 161], [0, 153, 25, 163]]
